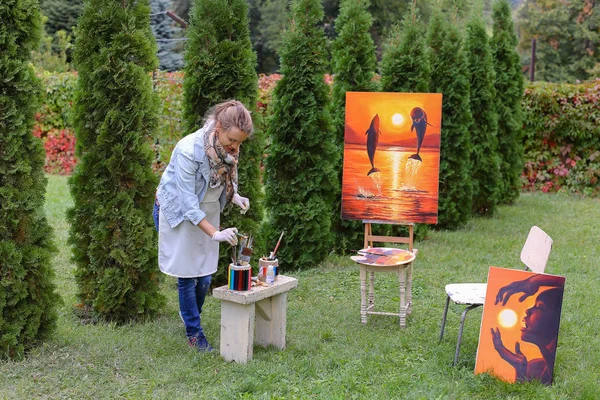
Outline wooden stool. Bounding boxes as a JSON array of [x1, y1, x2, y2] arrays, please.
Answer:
[[212, 275, 298, 363], [352, 247, 416, 328]]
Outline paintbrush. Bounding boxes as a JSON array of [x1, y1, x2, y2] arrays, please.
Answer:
[[269, 231, 285, 260], [355, 250, 390, 257]]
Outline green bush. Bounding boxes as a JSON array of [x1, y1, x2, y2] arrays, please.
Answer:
[[522, 80, 600, 196], [464, 7, 502, 216], [264, 0, 339, 270], [331, 0, 378, 253], [380, 3, 430, 94], [491, 0, 524, 204], [67, 0, 164, 323], [427, 9, 473, 230], [0, 0, 61, 359], [182, 0, 258, 135]]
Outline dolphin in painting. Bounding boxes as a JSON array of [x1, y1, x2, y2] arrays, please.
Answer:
[[365, 114, 381, 176], [409, 107, 433, 161]]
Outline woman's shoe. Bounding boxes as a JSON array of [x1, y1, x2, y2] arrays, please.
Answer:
[[188, 334, 214, 352]]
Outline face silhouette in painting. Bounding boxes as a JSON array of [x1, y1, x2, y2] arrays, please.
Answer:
[[521, 288, 563, 347]]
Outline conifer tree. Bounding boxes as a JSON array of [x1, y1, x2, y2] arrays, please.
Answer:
[[264, 0, 339, 269], [182, 0, 258, 135], [67, 0, 164, 322], [0, 0, 60, 358], [379, 1, 431, 238], [331, 0, 378, 252], [491, 0, 524, 204], [380, 2, 430, 93], [182, 0, 264, 280], [465, 5, 502, 216], [427, 9, 473, 229]]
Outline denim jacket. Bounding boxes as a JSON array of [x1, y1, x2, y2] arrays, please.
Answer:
[[156, 122, 227, 228]]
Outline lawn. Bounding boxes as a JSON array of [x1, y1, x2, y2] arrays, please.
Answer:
[[1, 175, 598, 399]]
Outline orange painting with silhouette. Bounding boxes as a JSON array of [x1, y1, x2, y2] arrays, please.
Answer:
[[475, 266, 565, 385], [341, 92, 442, 224]]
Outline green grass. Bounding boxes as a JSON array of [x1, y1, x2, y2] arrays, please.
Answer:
[[1, 175, 599, 399]]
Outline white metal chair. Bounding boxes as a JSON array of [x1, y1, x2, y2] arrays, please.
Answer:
[[439, 226, 553, 365]]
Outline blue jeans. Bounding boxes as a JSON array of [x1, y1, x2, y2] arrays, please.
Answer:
[[153, 201, 160, 232], [178, 275, 212, 338]]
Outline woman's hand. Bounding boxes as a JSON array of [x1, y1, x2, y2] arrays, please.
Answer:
[[232, 193, 250, 213], [212, 228, 239, 245]]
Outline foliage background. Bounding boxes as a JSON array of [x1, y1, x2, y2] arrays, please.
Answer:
[[521, 79, 600, 196], [0, 0, 60, 359]]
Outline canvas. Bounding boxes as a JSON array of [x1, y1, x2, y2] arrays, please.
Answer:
[[341, 92, 442, 224], [475, 266, 566, 385]]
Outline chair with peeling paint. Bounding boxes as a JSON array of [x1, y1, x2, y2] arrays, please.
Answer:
[[439, 226, 553, 366]]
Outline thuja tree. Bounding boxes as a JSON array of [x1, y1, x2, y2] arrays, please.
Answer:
[[264, 0, 339, 269], [465, 6, 502, 216], [491, 0, 524, 204], [67, 0, 164, 322], [182, 0, 264, 281], [0, 0, 60, 359], [380, 1, 431, 238], [427, 9, 473, 229], [182, 0, 258, 134], [331, 0, 378, 253], [380, 2, 430, 93]]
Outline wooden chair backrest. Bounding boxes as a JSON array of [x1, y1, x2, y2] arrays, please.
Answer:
[[520, 226, 553, 273], [363, 222, 414, 252]]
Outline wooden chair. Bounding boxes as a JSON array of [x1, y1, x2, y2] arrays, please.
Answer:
[[439, 226, 553, 365], [351, 221, 418, 328]]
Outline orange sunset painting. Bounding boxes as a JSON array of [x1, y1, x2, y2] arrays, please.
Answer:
[[475, 267, 565, 385], [342, 92, 442, 224]]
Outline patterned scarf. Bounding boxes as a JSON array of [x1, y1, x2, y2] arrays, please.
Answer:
[[203, 121, 238, 203]]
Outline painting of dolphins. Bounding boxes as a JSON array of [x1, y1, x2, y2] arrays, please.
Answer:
[[409, 107, 433, 161], [341, 91, 442, 225], [365, 114, 381, 175]]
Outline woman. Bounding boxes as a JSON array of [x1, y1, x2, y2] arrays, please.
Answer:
[[153, 100, 253, 351]]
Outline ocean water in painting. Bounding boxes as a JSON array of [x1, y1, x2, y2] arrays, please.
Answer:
[[342, 143, 439, 224]]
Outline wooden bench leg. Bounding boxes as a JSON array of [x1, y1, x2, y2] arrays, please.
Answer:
[[255, 293, 288, 350], [219, 301, 255, 363]]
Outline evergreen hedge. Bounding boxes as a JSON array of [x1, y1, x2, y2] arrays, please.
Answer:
[[182, 0, 264, 285], [0, 0, 60, 359], [522, 80, 600, 196], [465, 8, 502, 216], [427, 10, 473, 229], [491, 0, 524, 204], [264, 0, 339, 270], [379, 3, 431, 238], [331, 0, 378, 253], [67, 0, 164, 323], [380, 3, 430, 94], [182, 0, 258, 135]]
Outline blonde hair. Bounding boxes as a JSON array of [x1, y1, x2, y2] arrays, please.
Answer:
[[208, 100, 254, 136]]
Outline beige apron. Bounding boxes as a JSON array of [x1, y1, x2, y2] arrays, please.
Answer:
[[158, 186, 223, 278]]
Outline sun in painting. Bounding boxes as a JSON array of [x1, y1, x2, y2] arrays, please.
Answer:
[[497, 309, 518, 328], [392, 113, 404, 126]]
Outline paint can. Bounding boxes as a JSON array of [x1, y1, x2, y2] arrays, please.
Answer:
[[258, 257, 279, 282], [228, 263, 252, 291]]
